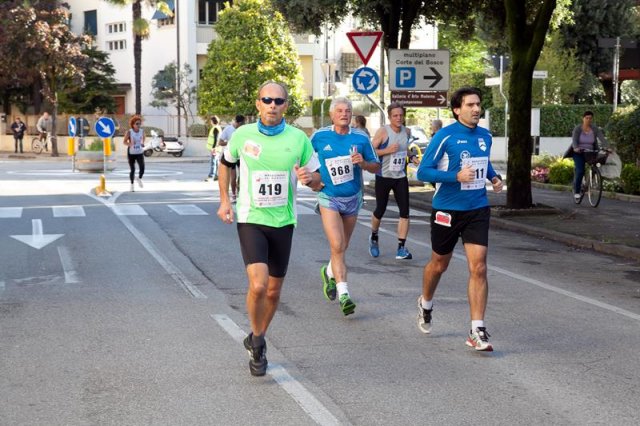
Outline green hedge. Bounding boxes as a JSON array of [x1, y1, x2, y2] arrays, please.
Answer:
[[189, 123, 208, 137], [487, 104, 613, 137], [606, 106, 640, 166], [620, 164, 640, 195]]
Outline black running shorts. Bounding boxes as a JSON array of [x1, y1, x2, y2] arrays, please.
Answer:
[[237, 223, 294, 278], [430, 206, 490, 255], [373, 175, 410, 219]]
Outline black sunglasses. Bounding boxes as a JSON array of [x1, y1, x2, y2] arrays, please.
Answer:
[[261, 97, 287, 105]]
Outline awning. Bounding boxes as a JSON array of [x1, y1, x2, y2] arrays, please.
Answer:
[[151, 0, 174, 20]]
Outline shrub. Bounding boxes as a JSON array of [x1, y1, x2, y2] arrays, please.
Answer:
[[548, 158, 574, 184], [189, 123, 208, 137], [531, 166, 549, 183], [84, 138, 115, 152], [531, 153, 558, 168], [620, 164, 640, 195], [606, 106, 640, 166]]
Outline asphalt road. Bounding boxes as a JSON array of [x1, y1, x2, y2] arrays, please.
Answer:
[[1, 159, 639, 425]]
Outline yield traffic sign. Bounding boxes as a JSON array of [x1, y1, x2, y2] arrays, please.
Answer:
[[347, 31, 383, 65]]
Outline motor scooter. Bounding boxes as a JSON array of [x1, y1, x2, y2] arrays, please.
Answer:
[[143, 130, 185, 157]]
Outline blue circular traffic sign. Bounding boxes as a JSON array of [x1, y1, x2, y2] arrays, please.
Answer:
[[352, 66, 379, 95], [95, 116, 115, 138]]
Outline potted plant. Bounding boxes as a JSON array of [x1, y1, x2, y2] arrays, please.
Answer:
[[75, 138, 117, 172]]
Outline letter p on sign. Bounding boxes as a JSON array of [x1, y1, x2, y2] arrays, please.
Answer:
[[397, 67, 415, 88]]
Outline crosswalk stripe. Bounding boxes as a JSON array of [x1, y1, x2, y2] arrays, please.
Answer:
[[0, 207, 22, 218], [53, 205, 86, 217], [112, 204, 148, 216], [168, 204, 209, 215]]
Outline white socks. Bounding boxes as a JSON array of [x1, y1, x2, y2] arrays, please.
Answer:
[[326, 260, 334, 279], [421, 297, 433, 310], [336, 282, 349, 297], [471, 320, 485, 330]]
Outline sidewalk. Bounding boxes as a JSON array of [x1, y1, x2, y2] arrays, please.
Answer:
[[377, 183, 640, 263]]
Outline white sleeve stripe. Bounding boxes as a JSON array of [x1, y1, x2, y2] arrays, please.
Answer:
[[431, 135, 451, 160]]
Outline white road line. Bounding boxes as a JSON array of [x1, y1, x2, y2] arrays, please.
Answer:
[[90, 194, 206, 299], [112, 204, 148, 216], [168, 204, 208, 216], [376, 226, 640, 322], [53, 205, 86, 217], [0, 207, 22, 218], [57, 246, 79, 283], [212, 314, 341, 426]]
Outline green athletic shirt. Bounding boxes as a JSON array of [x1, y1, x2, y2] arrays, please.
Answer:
[[224, 123, 320, 227]]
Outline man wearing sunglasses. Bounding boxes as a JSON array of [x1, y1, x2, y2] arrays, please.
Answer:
[[217, 81, 321, 377]]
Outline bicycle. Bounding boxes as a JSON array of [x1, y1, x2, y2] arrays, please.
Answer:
[[31, 132, 52, 154], [573, 149, 608, 208]]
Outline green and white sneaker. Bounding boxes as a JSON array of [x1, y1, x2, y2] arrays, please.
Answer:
[[320, 264, 337, 301], [339, 294, 356, 316]]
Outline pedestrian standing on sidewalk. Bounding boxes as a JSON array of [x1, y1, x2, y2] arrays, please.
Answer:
[[11, 116, 26, 153], [217, 81, 321, 376], [416, 87, 503, 351], [123, 115, 145, 192], [205, 115, 221, 181], [313, 97, 379, 316], [368, 102, 419, 260]]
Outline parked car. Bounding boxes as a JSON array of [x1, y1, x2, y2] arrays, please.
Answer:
[[408, 125, 430, 159]]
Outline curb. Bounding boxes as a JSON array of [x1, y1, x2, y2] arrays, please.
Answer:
[[531, 182, 640, 203], [364, 185, 640, 263]]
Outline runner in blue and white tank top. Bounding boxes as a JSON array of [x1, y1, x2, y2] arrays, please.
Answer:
[[414, 87, 503, 352], [123, 115, 146, 192], [312, 97, 380, 316], [368, 102, 419, 260]]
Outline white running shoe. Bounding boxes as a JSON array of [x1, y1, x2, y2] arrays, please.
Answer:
[[130, 184, 135, 192], [466, 327, 493, 351], [416, 296, 432, 334], [136, 177, 143, 188]]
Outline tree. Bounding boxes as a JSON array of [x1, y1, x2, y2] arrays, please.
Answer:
[[150, 62, 197, 132], [531, 31, 584, 105], [560, 0, 640, 104], [103, 1, 171, 114], [198, 0, 305, 119], [58, 46, 118, 114], [4, 4, 89, 156], [273, 0, 474, 50]]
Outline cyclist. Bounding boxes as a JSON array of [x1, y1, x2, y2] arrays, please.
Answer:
[[36, 112, 52, 150], [570, 111, 609, 201]]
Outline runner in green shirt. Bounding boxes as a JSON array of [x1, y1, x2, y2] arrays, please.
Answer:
[[217, 81, 321, 376]]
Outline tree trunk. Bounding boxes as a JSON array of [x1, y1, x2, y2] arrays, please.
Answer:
[[601, 79, 614, 104], [506, 58, 533, 208], [133, 1, 142, 115], [504, 0, 556, 209]]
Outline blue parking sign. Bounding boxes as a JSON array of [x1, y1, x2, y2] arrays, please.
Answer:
[[396, 67, 416, 88]]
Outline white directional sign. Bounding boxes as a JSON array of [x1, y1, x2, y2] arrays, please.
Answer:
[[485, 77, 501, 87], [389, 49, 450, 91], [533, 70, 548, 79], [11, 219, 63, 250], [352, 67, 379, 95]]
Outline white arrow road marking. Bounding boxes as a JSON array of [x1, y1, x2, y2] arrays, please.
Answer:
[[57, 246, 79, 283], [11, 219, 64, 250], [0, 207, 23, 218]]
